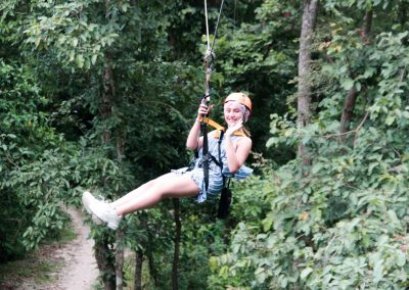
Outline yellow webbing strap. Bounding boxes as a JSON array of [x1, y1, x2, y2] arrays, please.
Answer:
[[202, 117, 225, 131], [200, 117, 248, 138]]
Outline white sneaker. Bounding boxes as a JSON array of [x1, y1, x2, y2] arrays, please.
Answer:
[[83, 192, 121, 230], [82, 191, 103, 225], [82, 191, 122, 230]]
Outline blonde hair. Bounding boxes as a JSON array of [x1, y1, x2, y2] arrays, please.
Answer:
[[240, 104, 251, 123]]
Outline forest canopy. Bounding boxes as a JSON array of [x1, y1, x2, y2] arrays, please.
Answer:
[[1, 0, 409, 289]]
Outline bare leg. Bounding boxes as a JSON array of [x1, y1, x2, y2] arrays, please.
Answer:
[[115, 173, 199, 216], [82, 173, 199, 230], [111, 178, 156, 208]]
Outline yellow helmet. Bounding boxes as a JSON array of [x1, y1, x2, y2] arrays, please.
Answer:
[[224, 92, 252, 112]]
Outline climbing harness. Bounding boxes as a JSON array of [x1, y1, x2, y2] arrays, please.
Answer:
[[196, 1, 249, 218], [215, 129, 232, 219]]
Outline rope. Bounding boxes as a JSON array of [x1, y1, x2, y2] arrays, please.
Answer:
[[203, 0, 225, 53], [204, 0, 211, 51], [210, 0, 226, 51], [203, 0, 225, 98]]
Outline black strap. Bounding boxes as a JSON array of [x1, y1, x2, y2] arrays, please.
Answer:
[[204, 130, 224, 192], [196, 128, 228, 196], [217, 130, 224, 169], [200, 97, 210, 192], [216, 130, 232, 219], [201, 123, 210, 192]]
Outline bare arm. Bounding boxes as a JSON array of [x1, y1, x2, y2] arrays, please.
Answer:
[[186, 103, 210, 150], [186, 118, 202, 150], [224, 122, 252, 173]]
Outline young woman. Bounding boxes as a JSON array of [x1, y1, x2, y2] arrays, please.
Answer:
[[82, 92, 253, 230]]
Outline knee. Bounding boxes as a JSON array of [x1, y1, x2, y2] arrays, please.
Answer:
[[149, 183, 170, 200]]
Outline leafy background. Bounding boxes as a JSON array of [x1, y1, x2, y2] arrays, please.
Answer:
[[1, 0, 408, 289]]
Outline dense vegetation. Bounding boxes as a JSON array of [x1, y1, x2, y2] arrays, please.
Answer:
[[1, 0, 408, 289]]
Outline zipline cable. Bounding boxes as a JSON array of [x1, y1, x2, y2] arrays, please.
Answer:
[[204, 0, 211, 51], [202, 0, 225, 99], [210, 0, 225, 51]]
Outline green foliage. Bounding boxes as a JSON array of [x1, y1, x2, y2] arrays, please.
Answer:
[[210, 124, 409, 289], [0, 60, 74, 257], [23, 1, 123, 70], [3, 0, 409, 289], [215, 0, 300, 160], [208, 2, 409, 288]]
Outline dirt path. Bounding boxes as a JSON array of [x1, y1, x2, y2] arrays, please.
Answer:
[[53, 206, 99, 290], [0, 207, 99, 290]]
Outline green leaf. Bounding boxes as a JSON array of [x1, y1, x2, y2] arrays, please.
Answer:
[[300, 267, 313, 280], [385, 115, 395, 126], [75, 54, 84, 68], [340, 78, 354, 90]]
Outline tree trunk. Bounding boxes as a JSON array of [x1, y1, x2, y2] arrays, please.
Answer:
[[95, 238, 116, 290], [101, 56, 114, 144], [172, 199, 181, 290], [115, 129, 126, 290], [339, 86, 357, 139], [94, 0, 118, 283], [339, 10, 372, 140], [297, 0, 318, 172], [139, 214, 160, 288], [115, 229, 125, 290], [398, 2, 408, 27], [94, 54, 117, 289], [362, 9, 372, 42], [146, 233, 160, 287], [134, 249, 144, 290], [100, 1, 126, 289]]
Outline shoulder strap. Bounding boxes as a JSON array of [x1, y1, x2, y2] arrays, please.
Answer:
[[217, 130, 224, 172], [216, 129, 232, 219], [217, 130, 230, 186]]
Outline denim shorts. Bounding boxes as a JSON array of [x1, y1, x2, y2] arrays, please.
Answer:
[[172, 164, 224, 203]]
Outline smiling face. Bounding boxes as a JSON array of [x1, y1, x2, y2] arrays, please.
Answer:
[[224, 101, 246, 127]]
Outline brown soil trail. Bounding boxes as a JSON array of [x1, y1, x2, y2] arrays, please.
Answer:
[[1, 207, 99, 290], [54, 206, 99, 290]]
